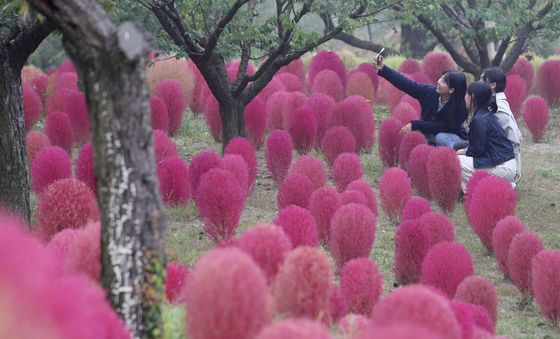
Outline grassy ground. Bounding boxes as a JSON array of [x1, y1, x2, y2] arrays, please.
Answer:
[[165, 106, 560, 338]]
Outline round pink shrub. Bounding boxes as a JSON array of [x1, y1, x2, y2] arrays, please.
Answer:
[[398, 131, 427, 170], [392, 102, 420, 125], [532, 250, 560, 323], [523, 96, 549, 142], [509, 56, 534, 92], [427, 147, 461, 212], [329, 96, 375, 152], [58, 59, 76, 74], [347, 180, 378, 215], [45, 111, 73, 151], [309, 50, 347, 87], [418, 212, 456, 246], [332, 152, 363, 192], [189, 150, 222, 197], [46, 87, 72, 114], [339, 258, 383, 315], [63, 90, 90, 144], [153, 129, 177, 163], [273, 246, 333, 319], [23, 83, 42, 130], [187, 60, 205, 113], [402, 196, 431, 221], [258, 78, 286, 101], [275, 73, 303, 92], [382, 77, 406, 109], [346, 71, 374, 103], [289, 155, 327, 189], [508, 231, 544, 294], [31, 73, 49, 102], [277, 58, 306, 82], [463, 170, 491, 216], [451, 300, 494, 339], [274, 205, 318, 248], [357, 323, 445, 339], [225, 137, 258, 191], [308, 186, 341, 245], [165, 261, 189, 303], [378, 118, 403, 167], [288, 107, 317, 153], [150, 96, 170, 133], [329, 203, 377, 269], [504, 75, 527, 117], [55, 71, 78, 91], [265, 130, 293, 184], [330, 284, 349, 322], [411, 71, 432, 84], [422, 52, 456, 83], [155, 79, 186, 135], [31, 146, 72, 194], [337, 314, 370, 338], [226, 61, 256, 81], [75, 143, 96, 194], [321, 126, 356, 167], [400, 59, 422, 74], [536, 59, 560, 106], [352, 63, 379, 93], [26, 130, 51, 163], [195, 168, 245, 242], [468, 176, 517, 251], [491, 216, 526, 277], [158, 156, 191, 205], [370, 285, 461, 339], [266, 90, 293, 130], [340, 190, 368, 207], [394, 219, 431, 285], [379, 167, 412, 221], [455, 276, 498, 325], [400, 94, 421, 114], [203, 95, 222, 142], [255, 318, 331, 339], [277, 173, 315, 209], [303, 93, 336, 147], [311, 69, 344, 102], [184, 248, 271, 339], [421, 242, 474, 298], [221, 154, 249, 195], [36, 178, 100, 240], [406, 144, 434, 199], [238, 224, 292, 283], [244, 97, 267, 148]]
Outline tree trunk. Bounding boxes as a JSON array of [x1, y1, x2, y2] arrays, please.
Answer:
[[220, 98, 245, 151], [400, 24, 436, 59], [0, 47, 31, 221]]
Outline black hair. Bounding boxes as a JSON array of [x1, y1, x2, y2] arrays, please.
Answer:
[[440, 70, 467, 117], [467, 82, 496, 115], [481, 67, 506, 93]]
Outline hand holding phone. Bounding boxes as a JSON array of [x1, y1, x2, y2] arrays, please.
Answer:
[[374, 47, 385, 70]]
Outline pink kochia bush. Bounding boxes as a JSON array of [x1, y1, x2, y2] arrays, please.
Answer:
[[221, 154, 249, 195], [303, 93, 336, 146], [258, 78, 286, 101], [531, 250, 560, 323], [491, 216, 526, 277], [427, 147, 461, 213], [378, 118, 403, 167], [421, 242, 475, 298], [339, 258, 383, 316], [379, 167, 412, 221], [308, 186, 341, 245], [311, 69, 345, 102], [468, 176, 517, 251], [422, 52, 456, 83], [340, 190, 368, 207], [504, 75, 527, 117], [398, 131, 426, 170], [345, 71, 375, 102], [523, 96, 549, 142], [265, 130, 293, 184], [402, 196, 431, 221], [238, 224, 292, 284], [321, 126, 356, 166], [508, 231, 544, 295], [150, 96, 170, 133], [509, 56, 534, 92], [407, 144, 434, 199], [277, 58, 306, 82], [329, 96, 375, 151], [255, 318, 332, 339], [332, 152, 363, 192], [225, 137, 258, 191], [392, 102, 419, 125], [184, 248, 271, 339], [274, 205, 318, 248], [337, 314, 370, 338], [36, 178, 100, 240], [400, 94, 421, 114], [347, 179, 378, 215], [455, 276, 498, 325], [288, 107, 318, 153], [289, 155, 327, 190], [203, 95, 222, 142], [31, 146, 72, 194], [273, 246, 333, 320], [23, 83, 42, 130], [329, 203, 377, 269], [536, 59, 560, 106], [158, 156, 191, 205], [308, 50, 347, 87], [165, 261, 189, 303], [26, 130, 51, 163], [418, 212, 456, 246], [399, 58, 422, 74], [63, 90, 90, 144], [195, 168, 245, 243], [189, 150, 222, 197], [155, 79, 186, 135], [329, 285, 348, 322], [463, 170, 491, 217], [394, 219, 431, 285], [274, 73, 303, 92], [45, 111, 73, 151], [450, 301, 494, 339], [244, 97, 267, 148], [370, 285, 462, 339], [266, 90, 293, 130], [153, 129, 178, 163], [277, 173, 315, 209]]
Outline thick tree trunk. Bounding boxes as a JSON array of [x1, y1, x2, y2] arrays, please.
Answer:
[[220, 98, 245, 150]]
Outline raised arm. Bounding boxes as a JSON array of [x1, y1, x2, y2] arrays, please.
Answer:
[[377, 65, 435, 101]]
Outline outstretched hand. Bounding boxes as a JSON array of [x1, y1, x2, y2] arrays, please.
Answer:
[[373, 54, 384, 70], [400, 123, 412, 134]]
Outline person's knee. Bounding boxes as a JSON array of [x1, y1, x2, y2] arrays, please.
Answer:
[[435, 133, 454, 147]]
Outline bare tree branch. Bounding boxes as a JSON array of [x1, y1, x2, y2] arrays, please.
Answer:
[[204, 0, 251, 57], [9, 18, 54, 70]]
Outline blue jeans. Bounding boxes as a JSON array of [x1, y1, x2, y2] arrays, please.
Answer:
[[435, 133, 463, 148]]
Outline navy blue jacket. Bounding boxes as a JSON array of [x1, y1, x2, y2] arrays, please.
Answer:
[[378, 66, 468, 139], [466, 108, 515, 168]]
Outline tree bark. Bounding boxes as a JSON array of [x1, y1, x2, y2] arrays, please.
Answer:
[[28, 1, 166, 338], [400, 24, 436, 59]]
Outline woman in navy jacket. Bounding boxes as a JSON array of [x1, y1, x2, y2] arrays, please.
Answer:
[[456, 81, 516, 192], [374, 55, 468, 148]]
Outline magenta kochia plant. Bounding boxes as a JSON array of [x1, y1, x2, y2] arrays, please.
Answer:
[[265, 130, 293, 184], [274, 205, 318, 248], [379, 167, 412, 221], [394, 219, 431, 285], [31, 145, 72, 194], [532, 250, 560, 324], [427, 147, 461, 213], [339, 258, 383, 316]]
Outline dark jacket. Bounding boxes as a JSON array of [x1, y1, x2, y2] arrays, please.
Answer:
[[466, 108, 515, 168], [378, 66, 468, 139]]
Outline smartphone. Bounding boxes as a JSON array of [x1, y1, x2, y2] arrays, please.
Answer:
[[375, 47, 385, 64]]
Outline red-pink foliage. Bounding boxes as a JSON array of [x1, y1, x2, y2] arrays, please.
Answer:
[[155, 79, 186, 135], [311, 69, 344, 102], [358, 323, 446, 339], [288, 107, 318, 153], [352, 63, 379, 93], [329, 95, 375, 151], [451, 301, 495, 339], [468, 176, 517, 251], [255, 318, 331, 339], [394, 219, 431, 285], [346, 71, 375, 103], [265, 130, 293, 184], [410, 72, 432, 84], [274, 205, 318, 248], [26, 130, 51, 163], [455, 276, 498, 325], [31, 146, 72, 194], [379, 167, 412, 221], [153, 129, 178, 163], [222, 154, 249, 195], [523, 96, 549, 142], [421, 242, 474, 298], [427, 147, 462, 212], [407, 144, 434, 199], [378, 118, 403, 167], [337, 314, 370, 337], [332, 152, 363, 192], [464, 170, 491, 216], [398, 131, 427, 170], [536, 60, 560, 105], [422, 52, 456, 83], [330, 284, 349, 322], [238, 224, 292, 284], [418, 212, 456, 246], [491, 216, 526, 277], [347, 180, 378, 215], [259, 78, 286, 102], [277, 173, 315, 209], [63, 90, 90, 144], [75, 143, 96, 194], [244, 97, 267, 148], [303, 93, 336, 146], [532, 250, 560, 323], [45, 111, 73, 151], [46, 88, 72, 114], [277, 58, 306, 82], [31, 74, 49, 102], [289, 155, 327, 189], [308, 186, 341, 245], [47, 221, 100, 280], [36, 178, 100, 240], [195, 168, 245, 242], [392, 102, 420, 125], [504, 75, 527, 117], [58, 59, 76, 74], [184, 248, 271, 339], [55, 72, 78, 91], [266, 90, 293, 130], [165, 261, 189, 303], [23, 83, 42, 130], [329, 203, 377, 269], [158, 156, 191, 205], [308, 50, 347, 87], [508, 231, 544, 294], [189, 150, 223, 197], [370, 285, 461, 339], [402, 196, 431, 221], [508, 56, 535, 93], [273, 246, 333, 319], [340, 190, 368, 207], [150, 96, 170, 133], [400, 94, 421, 114], [187, 60, 205, 113], [381, 78, 406, 109], [321, 126, 356, 167], [400, 59, 422, 74], [275, 73, 303, 92], [203, 95, 222, 142], [339, 258, 383, 315], [226, 61, 256, 80], [225, 137, 258, 191]]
